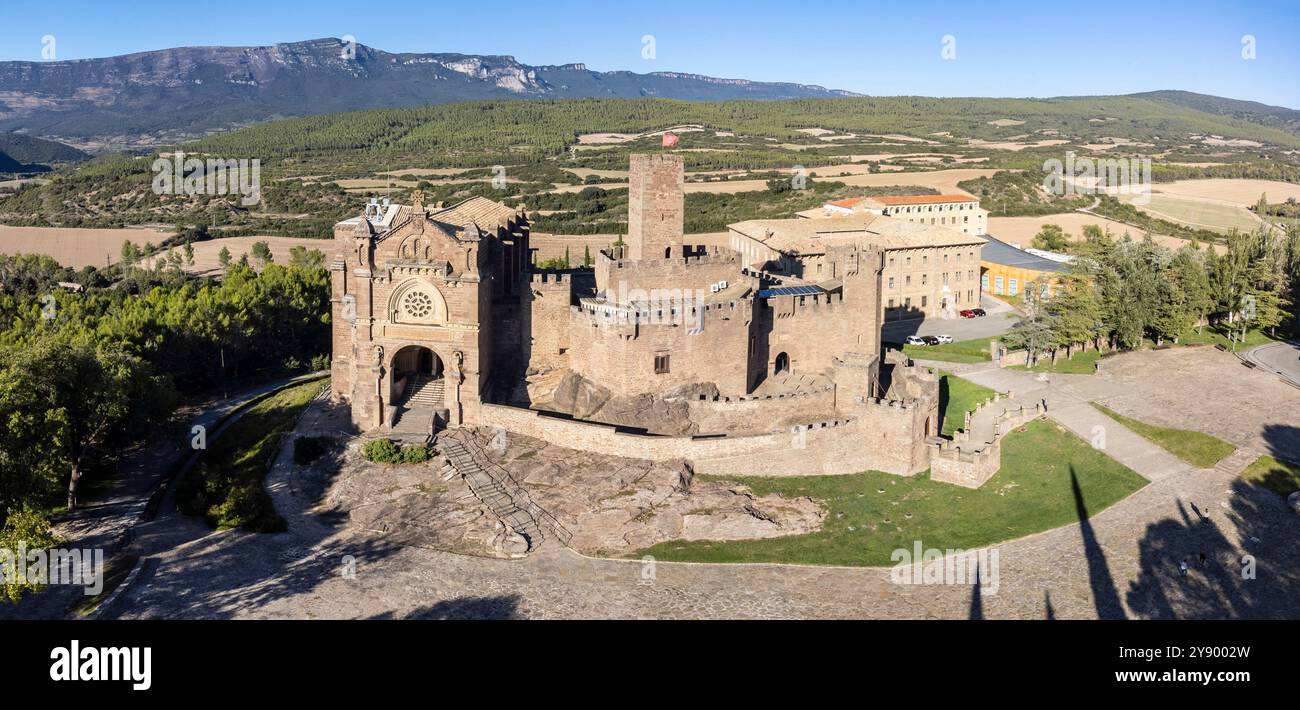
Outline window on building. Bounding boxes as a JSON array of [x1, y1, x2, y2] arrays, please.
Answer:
[[981, 274, 989, 290], [955, 271, 961, 282], [994, 276, 1004, 294], [1009, 279, 1019, 296], [921, 274, 927, 285], [904, 297, 912, 308], [889, 257, 895, 267], [655, 353, 671, 374], [906, 257, 912, 267], [921, 295, 927, 308], [888, 298, 895, 309], [888, 276, 895, 289], [905, 275, 912, 286], [942, 272, 949, 285], [922, 255, 928, 265]]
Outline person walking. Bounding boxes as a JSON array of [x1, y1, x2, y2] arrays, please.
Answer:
[[1179, 559, 1189, 577]]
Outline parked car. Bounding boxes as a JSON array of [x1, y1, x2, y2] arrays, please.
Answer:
[[921, 336, 941, 346], [935, 334, 954, 344], [971, 308, 987, 317], [959, 309, 977, 319], [905, 335, 927, 346]]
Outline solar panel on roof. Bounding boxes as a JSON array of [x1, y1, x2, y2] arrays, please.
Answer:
[[758, 285, 823, 298]]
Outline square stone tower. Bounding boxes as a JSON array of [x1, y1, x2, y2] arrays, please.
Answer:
[[627, 153, 685, 260]]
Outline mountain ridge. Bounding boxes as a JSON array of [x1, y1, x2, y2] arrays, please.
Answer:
[[0, 37, 859, 145]]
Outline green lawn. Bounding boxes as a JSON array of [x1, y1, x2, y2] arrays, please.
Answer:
[[1092, 403, 1234, 468], [1011, 349, 1101, 375], [176, 378, 325, 531], [937, 370, 996, 437], [902, 336, 994, 364], [637, 419, 1148, 567], [1173, 326, 1286, 350], [1240, 455, 1300, 498]]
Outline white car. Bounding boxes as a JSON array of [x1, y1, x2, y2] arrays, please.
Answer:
[[905, 335, 927, 346], [935, 334, 954, 344]]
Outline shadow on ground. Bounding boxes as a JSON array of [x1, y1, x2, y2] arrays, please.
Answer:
[[366, 595, 524, 620]]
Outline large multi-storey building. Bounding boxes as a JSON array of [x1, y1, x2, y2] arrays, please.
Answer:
[[730, 212, 987, 322], [802, 194, 988, 236]]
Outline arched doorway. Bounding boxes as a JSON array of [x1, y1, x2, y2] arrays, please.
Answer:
[[774, 352, 790, 375], [391, 345, 444, 408]]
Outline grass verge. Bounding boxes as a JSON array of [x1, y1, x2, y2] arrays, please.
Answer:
[[1011, 349, 1101, 375], [1239, 455, 1300, 498], [176, 378, 325, 531], [1091, 403, 1234, 468], [636, 419, 1147, 567], [901, 336, 994, 364]]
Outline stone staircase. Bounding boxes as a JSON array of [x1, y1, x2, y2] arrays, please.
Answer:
[[437, 430, 572, 551], [401, 375, 444, 407]]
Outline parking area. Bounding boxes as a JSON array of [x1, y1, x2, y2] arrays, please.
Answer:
[[881, 294, 1021, 344]]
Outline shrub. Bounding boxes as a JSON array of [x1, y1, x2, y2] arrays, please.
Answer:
[[361, 439, 430, 464], [0, 509, 61, 604], [401, 446, 431, 464], [362, 439, 403, 463]]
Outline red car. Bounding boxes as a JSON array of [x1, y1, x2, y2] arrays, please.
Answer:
[[959, 309, 977, 318]]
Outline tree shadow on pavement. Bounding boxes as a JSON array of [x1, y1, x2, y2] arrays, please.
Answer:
[[1126, 476, 1300, 619]]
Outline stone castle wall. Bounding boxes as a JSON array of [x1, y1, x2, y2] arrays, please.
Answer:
[[567, 299, 755, 396], [684, 386, 838, 435], [930, 399, 1043, 488], [480, 397, 933, 477], [521, 271, 572, 374]]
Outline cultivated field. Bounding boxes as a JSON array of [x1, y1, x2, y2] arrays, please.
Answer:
[[1149, 179, 1300, 205], [1119, 192, 1264, 234], [0, 225, 168, 268], [143, 235, 333, 276], [987, 213, 1226, 253]]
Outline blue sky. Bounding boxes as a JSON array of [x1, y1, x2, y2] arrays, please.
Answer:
[[2, 0, 1298, 107]]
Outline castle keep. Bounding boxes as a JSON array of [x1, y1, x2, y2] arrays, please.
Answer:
[[331, 153, 1000, 481]]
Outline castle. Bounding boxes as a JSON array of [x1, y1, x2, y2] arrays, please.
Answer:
[[330, 154, 1001, 482]]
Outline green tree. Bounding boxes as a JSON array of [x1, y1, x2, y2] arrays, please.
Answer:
[[218, 245, 232, 270], [288, 246, 325, 269], [1001, 315, 1057, 367], [1031, 224, 1070, 252], [0, 335, 170, 511], [250, 241, 274, 270]]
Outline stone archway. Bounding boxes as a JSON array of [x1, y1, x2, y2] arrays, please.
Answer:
[[391, 345, 444, 409]]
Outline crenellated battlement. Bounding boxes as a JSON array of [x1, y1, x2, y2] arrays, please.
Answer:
[[529, 271, 571, 286], [697, 384, 835, 403]]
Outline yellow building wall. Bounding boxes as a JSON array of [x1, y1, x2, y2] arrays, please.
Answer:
[[980, 262, 1062, 299]]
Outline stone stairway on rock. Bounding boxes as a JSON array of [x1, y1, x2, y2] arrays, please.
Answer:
[[439, 435, 545, 550]]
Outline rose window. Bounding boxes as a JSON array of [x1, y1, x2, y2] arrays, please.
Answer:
[[402, 291, 434, 319]]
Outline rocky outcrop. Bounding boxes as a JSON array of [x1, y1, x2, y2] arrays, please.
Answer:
[[323, 445, 518, 559], [540, 370, 714, 436], [466, 427, 824, 555]]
